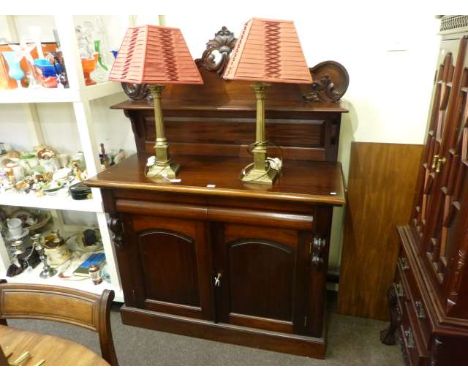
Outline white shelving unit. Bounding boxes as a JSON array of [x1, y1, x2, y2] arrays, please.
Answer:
[[0, 15, 135, 302], [0, 82, 122, 103]]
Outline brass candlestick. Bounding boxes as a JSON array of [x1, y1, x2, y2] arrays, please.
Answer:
[[32, 234, 57, 279], [241, 83, 279, 185], [146, 85, 180, 179]]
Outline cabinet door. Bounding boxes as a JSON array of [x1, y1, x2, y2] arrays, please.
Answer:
[[422, 36, 468, 288], [412, 37, 466, 243], [213, 223, 321, 336], [123, 214, 214, 320]]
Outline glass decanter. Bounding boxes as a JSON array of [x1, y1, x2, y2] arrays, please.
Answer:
[[90, 40, 109, 83]]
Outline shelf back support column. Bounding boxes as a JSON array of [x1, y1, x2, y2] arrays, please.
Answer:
[[24, 104, 46, 146], [2, 15, 19, 41], [53, 15, 85, 92], [72, 100, 102, 202]]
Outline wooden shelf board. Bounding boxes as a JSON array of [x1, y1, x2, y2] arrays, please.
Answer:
[[0, 192, 102, 213], [0, 82, 122, 104], [0, 88, 79, 104], [2, 265, 123, 302], [81, 81, 123, 101]]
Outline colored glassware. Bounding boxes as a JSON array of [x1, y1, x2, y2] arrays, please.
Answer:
[[89, 41, 109, 83], [2, 51, 25, 88], [94, 40, 108, 70], [81, 53, 98, 86], [0, 54, 15, 89], [34, 58, 57, 88]]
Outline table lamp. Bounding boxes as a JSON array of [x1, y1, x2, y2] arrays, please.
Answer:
[[109, 25, 203, 179], [223, 18, 312, 184]]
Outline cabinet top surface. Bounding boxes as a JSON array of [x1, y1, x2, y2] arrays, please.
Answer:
[[86, 154, 346, 206]]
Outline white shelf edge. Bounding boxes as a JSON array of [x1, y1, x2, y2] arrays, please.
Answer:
[[2, 268, 124, 302], [81, 81, 123, 101], [0, 88, 80, 104], [0, 81, 123, 104], [0, 192, 103, 213]]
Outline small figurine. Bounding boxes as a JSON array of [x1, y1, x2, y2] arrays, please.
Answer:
[[99, 143, 110, 169], [89, 264, 102, 285], [35, 145, 56, 160], [71, 160, 85, 181]]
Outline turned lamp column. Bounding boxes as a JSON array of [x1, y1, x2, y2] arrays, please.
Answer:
[[147, 85, 180, 178], [252, 83, 268, 172], [240, 82, 279, 184], [151, 85, 168, 165]]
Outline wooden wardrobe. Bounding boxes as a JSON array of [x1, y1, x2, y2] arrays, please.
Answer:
[[381, 16, 468, 365]]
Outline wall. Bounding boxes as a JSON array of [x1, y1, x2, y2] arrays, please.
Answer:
[[165, 13, 441, 271]]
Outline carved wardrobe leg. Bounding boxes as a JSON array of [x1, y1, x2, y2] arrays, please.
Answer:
[[380, 285, 401, 345]]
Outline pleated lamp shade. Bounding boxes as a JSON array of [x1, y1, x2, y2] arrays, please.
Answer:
[[223, 18, 312, 84], [109, 25, 203, 85]]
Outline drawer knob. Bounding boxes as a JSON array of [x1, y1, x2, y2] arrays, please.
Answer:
[[415, 300, 426, 319], [399, 257, 410, 271], [404, 328, 415, 349], [394, 282, 404, 297]]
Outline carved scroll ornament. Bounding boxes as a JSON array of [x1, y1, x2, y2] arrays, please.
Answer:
[[109, 215, 124, 248], [121, 82, 150, 102], [303, 60, 349, 103], [199, 26, 237, 76]]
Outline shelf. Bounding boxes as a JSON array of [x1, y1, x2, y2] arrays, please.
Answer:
[[81, 81, 123, 101], [0, 82, 122, 104], [0, 192, 103, 212], [2, 264, 123, 302], [0, 87, 79, 103]]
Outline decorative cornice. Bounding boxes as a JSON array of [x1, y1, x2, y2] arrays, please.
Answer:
[[440, 15, 468, 34]]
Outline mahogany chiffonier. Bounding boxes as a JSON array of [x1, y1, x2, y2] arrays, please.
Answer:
[[86, 28, 349, 358], [381, 16, 468, 365]]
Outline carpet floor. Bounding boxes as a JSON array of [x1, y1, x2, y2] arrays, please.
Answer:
[[8, 294, 404, 366]]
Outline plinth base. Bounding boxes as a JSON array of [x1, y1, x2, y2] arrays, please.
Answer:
[[146, 162, 180, 180], [241, 165, 279, 185]]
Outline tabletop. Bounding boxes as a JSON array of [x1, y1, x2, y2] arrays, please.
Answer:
[[0, 325, 109, 366]]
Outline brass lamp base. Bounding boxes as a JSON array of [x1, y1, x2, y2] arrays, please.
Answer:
[[241, 164, 279, 185], [146, 161, 180, 180]]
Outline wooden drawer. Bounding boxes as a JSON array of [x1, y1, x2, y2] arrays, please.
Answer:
[[397, 251, 432, 347], [400, 299, 430, 365], [407, 292, 431, 349]]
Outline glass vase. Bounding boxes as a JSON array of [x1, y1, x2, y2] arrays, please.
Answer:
[[81, 53, 98, 86], [2, 51, 25, 88]]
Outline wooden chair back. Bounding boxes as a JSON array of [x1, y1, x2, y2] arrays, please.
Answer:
[[0, 281, 118, 366]]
